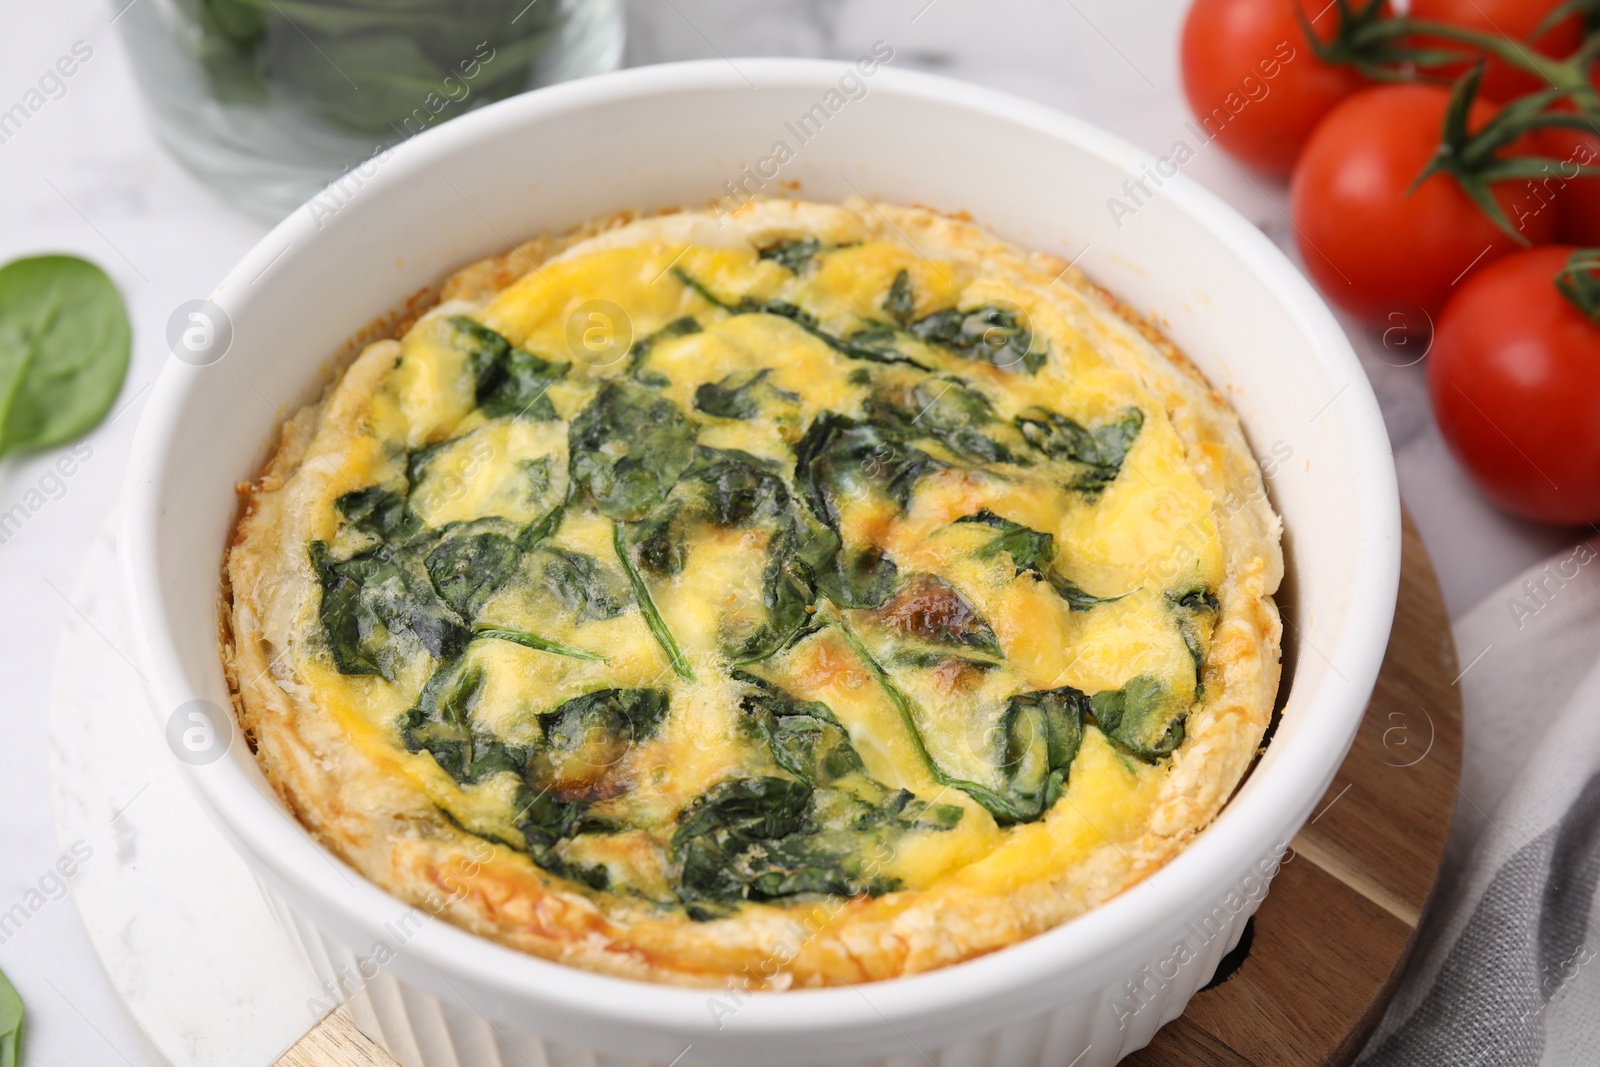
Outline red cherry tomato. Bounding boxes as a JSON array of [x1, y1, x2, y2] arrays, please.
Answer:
[[1535, 128, 1600, 246], [1428, 246, 1600, 524], [1409, 0, 1585, 104], [1180, 0, 1372, 176], [1289, 84, 1556, 325]]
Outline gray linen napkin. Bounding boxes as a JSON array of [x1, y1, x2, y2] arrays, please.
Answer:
[[1357, 535, 1600, 1066]]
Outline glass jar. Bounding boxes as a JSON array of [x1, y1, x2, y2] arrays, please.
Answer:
[[117, 0, 623, 220]]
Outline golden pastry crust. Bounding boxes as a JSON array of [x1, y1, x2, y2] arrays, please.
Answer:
[[224, 198, 1283, 988]]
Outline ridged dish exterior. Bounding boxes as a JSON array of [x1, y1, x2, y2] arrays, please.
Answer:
[[262, 870, 1263, 1067]]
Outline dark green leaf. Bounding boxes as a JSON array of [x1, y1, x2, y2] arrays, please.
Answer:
[[815, 545, 898, 610], [694, 368, 781, 420], [867, 378, 1013, 464], [569, 381, 697, 520], [336, 485, 423, 543], [727, 519, 823, 665], [446, 315, 510, 395], [685, 447, 791, 527], [793, 412, 946, 528], [1089, 675, 1185, 760], [758, 237, 825, 273], [613, 522, 695, 680], [883, 269, 916, 326], [993, 687, 1088, 820], [910, 303, 1044, 374], [627, 316, 701, 384], [1015, 407, 1144, 494], [478, 347, 568, 420], [474, 626, 603, 662], [736, 675, 863, 786], [425, 528, 521, 619], [310, 540, 468, 678], [538, 547, 626, 623], [401, 659, 488, 779], [0, 255, 129, 458], [956, 509, 1124, 611], [1169, 587, 1219, 699]]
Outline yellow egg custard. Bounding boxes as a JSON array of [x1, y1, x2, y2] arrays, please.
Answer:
[[225, 198, 1283, 987]]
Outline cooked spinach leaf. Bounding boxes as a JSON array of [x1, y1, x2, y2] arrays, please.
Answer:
[[727, 518, 824, 666], [995, 687, 1087, 820], [955, 509, 1124, 611], [446, 315, 511, 395], [815, 544, 898, 610], [1169, 587, 1219, 699], [336, 485, 422, 543], [539, 547, 626, 623], [514, 788, 612, 890], [425, 526, 521, 620], [883, 269, 916, 326], [865, 378, 1013, 464], [1089, 675, 1185, 760], [541, 687, 671, 752], [569, 381, 697, 520], [446, 314, 569, 419], [310, 540, 468, 678], [794, 412, 946, 527], [627, 315, 701, 384], [1016, 407, 1144, 494], [474, 626, 603, 662], [686, 446, 791, 527], [613, 522, 695, 680], [758, 237, 825, 273], [910, 303, 1044, 374], [693, 368, 797, 420], [401, 659, 490, 780], [873, 573, 1001, 657], [673, 267, 929, 369], [478, 347, 568, 421], [736, 675, 863, 786], [0, 255, 130, 459]]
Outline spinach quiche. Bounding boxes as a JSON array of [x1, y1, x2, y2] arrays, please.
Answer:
[[225, 198, 1284, 987]]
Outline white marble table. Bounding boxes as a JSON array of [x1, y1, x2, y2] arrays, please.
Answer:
[[1, 1, 1584, 1063]]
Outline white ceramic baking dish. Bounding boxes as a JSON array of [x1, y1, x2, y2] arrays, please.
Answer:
[[120, 59, 1400, 1067]]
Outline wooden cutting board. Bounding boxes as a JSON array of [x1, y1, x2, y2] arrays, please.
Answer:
[[279, 510, 1462, 1067]]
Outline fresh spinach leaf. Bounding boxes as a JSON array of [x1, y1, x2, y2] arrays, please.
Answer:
[[955, 509, 1124, 611], [569, 381, 697, 520], [0, 965, 19, 1067], [910, 303, 1044, 374], [1089, 675, 1185, 760], [0, 255, 130, 458], [1016, 407, 1144, 494]]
